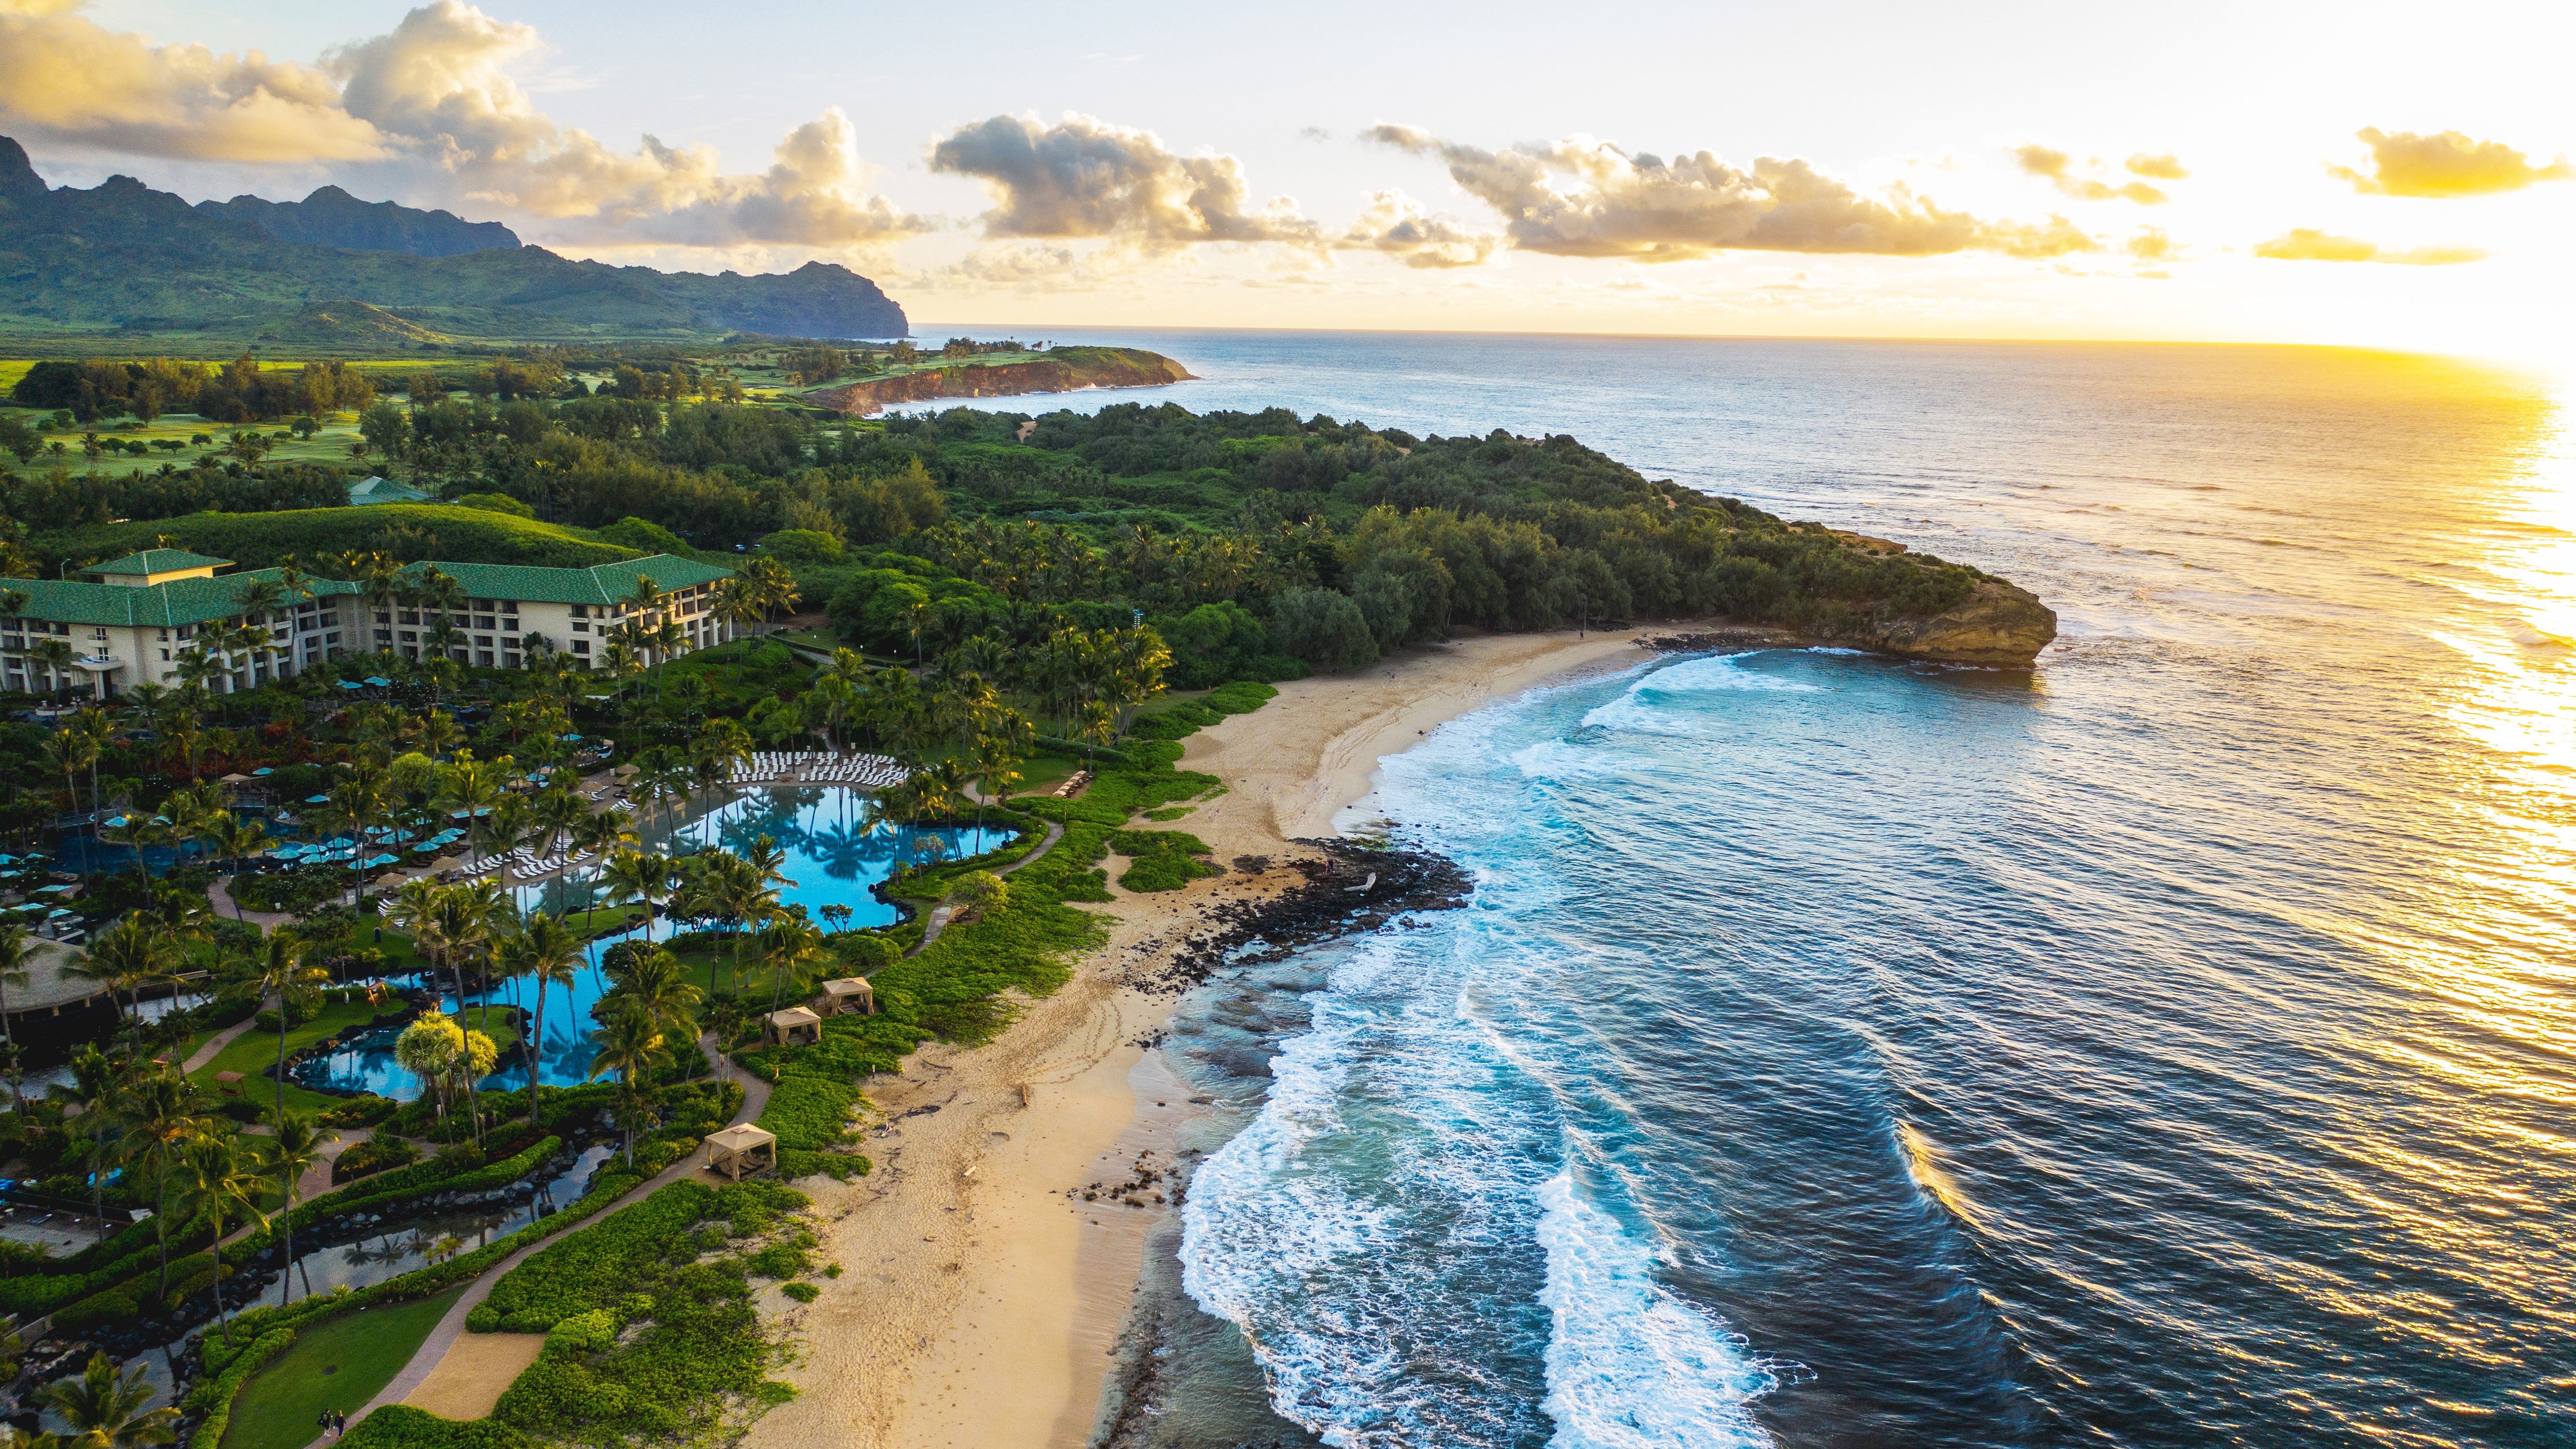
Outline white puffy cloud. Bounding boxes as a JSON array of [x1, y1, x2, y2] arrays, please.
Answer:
[[2328, 127, 2572, 197], [927, 113, 1319, 252], [1369, 125, 2097, 260], [0, 0, 924, 247], [0, 0, 384, 162], [2125, 153, 2188, 180], [2252, 228, 2484, 265], [2013, 145, 2170, 204], [1337, 190, 1499, 269]]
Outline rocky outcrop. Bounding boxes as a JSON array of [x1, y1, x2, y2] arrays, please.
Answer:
[[807, 348, 1191, 414], [1842, 579, 2057, 665]]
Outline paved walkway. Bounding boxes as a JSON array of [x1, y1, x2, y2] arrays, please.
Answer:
[[180, 1016, 259, 1073], [206, 877, 293, 934], [897, 817, 1063, 961], [345, 1050, 774, 1436]]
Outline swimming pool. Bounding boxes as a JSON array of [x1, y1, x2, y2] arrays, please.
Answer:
[[290, 785, 1015, 1098]]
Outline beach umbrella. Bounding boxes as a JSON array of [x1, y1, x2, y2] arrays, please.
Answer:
[[376, 872, 405, 887], [337, 680, 363, 691], [613, 764, 639, 777], [364, 854, 399, 868], [305, 794, 330, 804], [251, 767, 274, 776], [219, 772, 251, 785], [557, 733, 582, 741], [36, 884, 73, 895], [430, 855, 461, 872], [0, 855, 15, 866], [364, 676, 391, 687]]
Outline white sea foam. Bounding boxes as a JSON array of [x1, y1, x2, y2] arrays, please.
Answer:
[[1577, 655, 1821, 735], [1536, 1173, 1778, 1449]]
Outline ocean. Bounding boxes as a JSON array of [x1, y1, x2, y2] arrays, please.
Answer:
[[924, 330, 2575, 1448]]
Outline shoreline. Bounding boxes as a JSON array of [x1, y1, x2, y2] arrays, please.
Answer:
[[743, 627, 1654, 1449]]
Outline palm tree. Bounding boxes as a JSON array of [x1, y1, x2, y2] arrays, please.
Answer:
[[395, 1010, 463, 1130], [567, 805, 638, 881], [495, 913, 581, 1097], [39, 729, 92, 820], [264, 1112, 329, 1306], [439, 754, 505, 873], [704, 998, 748, 1082], [756, 915, 821, 1014], [329, 759, 390, 912], [246, 932, 325, 1123], [587, 1007, 673, 1166], [206, 813, 270, 913], [171, 1132, 269, 1345], [601, 849, 669, 946], [50, 1045, 122, 1242], [0, 921, 31, 1115], [110, 1068, 208, 1297], [25, 637, 76, 703], [36, 1352, 177, 1449], [611, 947, 702, 1048], [968, 733, 1023, 835], [98, 812, 167, 890], [68, 916, 171, 1039], [530, 785, 586, 861], [711, 576, 763, 666]]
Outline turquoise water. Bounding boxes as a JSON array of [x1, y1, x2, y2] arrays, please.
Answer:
[[291, 785, 1010, 1098], [966, 333, 2576, 1449]]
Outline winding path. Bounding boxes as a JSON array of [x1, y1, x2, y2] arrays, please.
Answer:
[[344, 1053, 774, 1435], [899, 817, 1064, 960]]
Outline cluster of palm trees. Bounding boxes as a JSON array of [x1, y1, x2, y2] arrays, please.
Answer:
[[797, 648, 1033, 821], [594, 838, 818, 1011], [382, 882, 585, 1129], [43, 1041, 333, 1343], [20, 1347, 182, 1448]]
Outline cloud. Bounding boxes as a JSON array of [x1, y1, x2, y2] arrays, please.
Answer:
[[0, 0, 384, 162], [2125, 227, 2177, 261], [1370, 125, 2096, 260], [1337, 190, 1498, 268], [2252, 228, 2484, 265], [927, 112, 1319, 252], [2328, 127, 2572, 197], [2013, 144, 2169, 203], [0, 0, 924, 247], [2125, 153, 2188, 180]]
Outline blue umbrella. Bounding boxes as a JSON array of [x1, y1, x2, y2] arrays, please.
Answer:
[[364, 676, 392, 687], [364, 854, 399, 869], [338, 680, 363, 691], [251, 767, 274, 776], [305, 794, 331, 804]]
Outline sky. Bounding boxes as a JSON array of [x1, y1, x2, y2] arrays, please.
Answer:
[[4, 0, 2571, 365]]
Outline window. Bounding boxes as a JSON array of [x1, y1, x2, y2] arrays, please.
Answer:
[[477, 651, 494, 667], [399, 610, 418, 625], [160, 650, 170, 661], [571, 605, 587, 619], [504, 653, 521, 669], [375, 612, 391, 625], [572, 621, 588, 633], [399, 631, 417, 644], [571, 639, 591, 654]]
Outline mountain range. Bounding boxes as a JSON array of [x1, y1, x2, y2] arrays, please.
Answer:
[[0, 138, 909, 349]]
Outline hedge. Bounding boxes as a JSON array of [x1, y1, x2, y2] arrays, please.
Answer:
[[471, 1180, 801, 1334], [183, 1327, 295, 1449], [343, 1405, 533, 1449]]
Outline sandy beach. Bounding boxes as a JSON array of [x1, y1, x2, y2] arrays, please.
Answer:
[[745, 627, 1651, 1449]]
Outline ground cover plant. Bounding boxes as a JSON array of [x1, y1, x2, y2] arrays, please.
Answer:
[[212, 1287, 463, 1449]]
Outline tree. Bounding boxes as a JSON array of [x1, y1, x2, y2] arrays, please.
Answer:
[[98, 811, 167, 892], [68, 916, 172, 1039], [207, 812, 270, 912], [39, 728, 91, 818], [109, 1068, 208, 1298], [601, 849, 670, 946], [586, 1008, 673, 1166], [246, 932, 326, 1123], [170, 1133, 269, 1345], [495, 912, 582, 1096], [1270, 587, 1378, 671], [36, 1353, 177, 1449], [26, 637, 77, 703], [756, 915, 821, 1014], [264, 1112, 329, 1305], [0, 924, 25, 1114], [50, 1045, 121, 1242]]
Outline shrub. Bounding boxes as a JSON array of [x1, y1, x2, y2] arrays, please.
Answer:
[[782, 1282, 818, 1303], [182, 1327, 294, 1449], [319, 1095, 398, 1128], [340, 1405, 534, 1449], [543, 1307, 622, 1355]]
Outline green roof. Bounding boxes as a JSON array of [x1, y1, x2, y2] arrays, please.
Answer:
[[349, 476, 437, 506], [90, 548, 232, 576], [399, 554, 731, 606], [0, 569, 355, 628]]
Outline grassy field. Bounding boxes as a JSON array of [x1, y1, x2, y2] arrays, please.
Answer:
[[0, 403, 374, 480], [219, 1285, 467, 1449], [188, 999, 391, 1118]]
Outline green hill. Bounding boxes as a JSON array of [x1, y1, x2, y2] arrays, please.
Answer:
[[35, 504, 648, 572], [0, 138, 908, 351]]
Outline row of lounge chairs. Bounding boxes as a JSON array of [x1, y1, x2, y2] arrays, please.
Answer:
[[731, 750, 910, 788]]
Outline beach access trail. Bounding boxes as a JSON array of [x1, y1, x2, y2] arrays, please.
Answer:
[[744, 627, 1652, 1449]]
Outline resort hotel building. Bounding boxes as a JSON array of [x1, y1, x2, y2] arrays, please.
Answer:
[[0, 548, 735, 698]]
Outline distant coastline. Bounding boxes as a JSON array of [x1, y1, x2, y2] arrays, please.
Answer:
[[802, 346, 1195, 415]]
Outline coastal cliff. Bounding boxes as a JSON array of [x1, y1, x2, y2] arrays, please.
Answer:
[[1847, 578, 2058, 665], [807, 347, 1191, 414]]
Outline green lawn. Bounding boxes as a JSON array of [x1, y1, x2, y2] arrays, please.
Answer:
[[767, 627, 837, 654], [1012, 751, 1083, 795], [220, 1286, 466, 1449], [559, 904, 646, 938], [190, 1001, 392, 1118]]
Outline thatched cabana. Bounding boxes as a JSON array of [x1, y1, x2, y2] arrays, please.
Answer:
[[818, 977, 876, 1017], [765, 1006, 822, 1045], [703, 1123, 777, 1181]]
